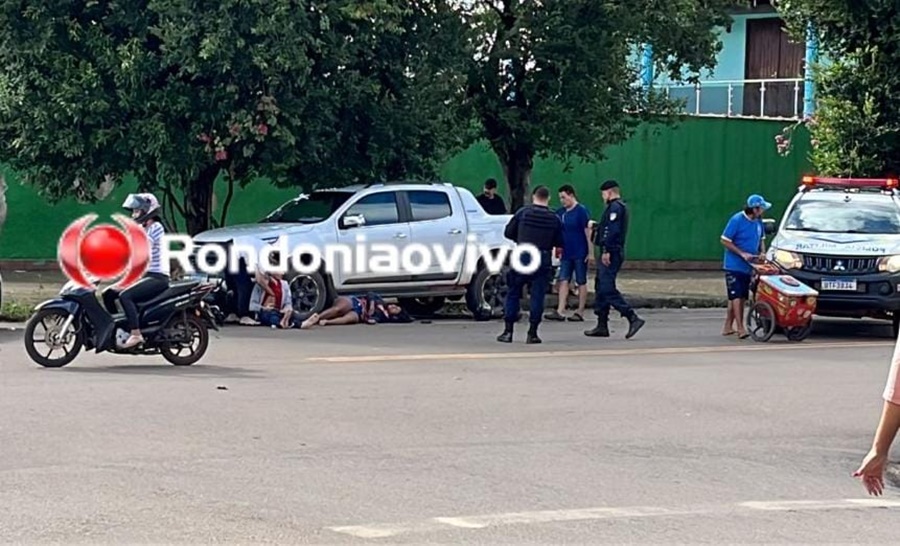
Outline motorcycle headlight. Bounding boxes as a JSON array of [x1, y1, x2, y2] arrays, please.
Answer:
[[878, 255, 900, 273], [773, 249, 802, 270]]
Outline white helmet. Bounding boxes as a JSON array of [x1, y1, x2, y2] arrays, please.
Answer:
[[122, 193, 161, 224]]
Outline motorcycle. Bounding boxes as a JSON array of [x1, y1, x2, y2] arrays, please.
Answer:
[[23, 277, 219, 368]]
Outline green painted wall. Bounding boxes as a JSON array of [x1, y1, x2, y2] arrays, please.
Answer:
[[446, 117, 811, 260], [0, 117, 810, 261]]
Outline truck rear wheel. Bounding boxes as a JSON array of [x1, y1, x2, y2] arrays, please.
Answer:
[[289, 271, 333, 314], [466, 266, 509, 320]]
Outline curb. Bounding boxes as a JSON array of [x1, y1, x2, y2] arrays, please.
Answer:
[[445, 294, 725, 313], [0, 322, 25, 330], [545, 293, 725, 310]]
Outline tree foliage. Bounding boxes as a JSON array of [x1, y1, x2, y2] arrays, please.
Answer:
[[0, 0, 471, 234], [778, 0, 900, 177], [452, 0, 737, 210]]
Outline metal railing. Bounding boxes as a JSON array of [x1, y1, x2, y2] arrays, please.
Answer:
[[657, 78, 805, 120]]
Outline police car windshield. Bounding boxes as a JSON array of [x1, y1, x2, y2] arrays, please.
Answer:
[[784, 199, 900, 234]]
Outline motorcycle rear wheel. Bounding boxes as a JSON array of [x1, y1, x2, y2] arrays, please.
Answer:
[[24, 308, 83, 368], [160, 314, 209, 366]]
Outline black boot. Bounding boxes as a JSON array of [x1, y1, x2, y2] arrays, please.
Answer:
[[626, 315, 645, 339], [526, 323, 542, 344], [584, 320, 610, 337], [497, 321, 514, 343]]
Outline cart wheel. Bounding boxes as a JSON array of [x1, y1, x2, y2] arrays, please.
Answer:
[[747, 302, 776, 342], [785, 322, 813, 342]]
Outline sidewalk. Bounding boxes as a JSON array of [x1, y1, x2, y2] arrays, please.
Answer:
[[0, 269, 725, 324]]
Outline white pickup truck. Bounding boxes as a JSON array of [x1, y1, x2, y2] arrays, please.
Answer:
[[192, 182, 548, 318]]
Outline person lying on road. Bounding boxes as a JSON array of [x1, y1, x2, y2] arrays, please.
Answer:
[[300, 293, 412, 328]]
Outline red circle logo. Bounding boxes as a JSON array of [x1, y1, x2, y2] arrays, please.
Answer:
[[57, 214, 151, 290], [79, 226, 132, 279]]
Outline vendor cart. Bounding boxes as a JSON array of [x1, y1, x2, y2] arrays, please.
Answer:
[[746, 261, 819, 342]]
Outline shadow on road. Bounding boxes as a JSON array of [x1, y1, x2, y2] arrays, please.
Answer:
[[51, 364, 263, 379], [807, 319, 894, 341]]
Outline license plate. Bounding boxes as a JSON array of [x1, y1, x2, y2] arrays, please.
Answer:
[[821, 278, 857, 291]]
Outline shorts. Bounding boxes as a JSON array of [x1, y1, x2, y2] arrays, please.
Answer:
[[558, 258, 588, 286], [349, 296, 364, 316], [257, 308, 301, 328], [725, 271, 751, 301]]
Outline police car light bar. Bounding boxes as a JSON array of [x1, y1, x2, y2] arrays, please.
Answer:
[[801, 176, 900, 189]]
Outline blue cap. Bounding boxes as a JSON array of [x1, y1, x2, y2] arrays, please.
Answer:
[[747, 194, 772, 210]]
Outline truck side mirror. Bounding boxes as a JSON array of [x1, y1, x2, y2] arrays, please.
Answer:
[[340, 214, 366, 229], [763, 218, 776, 236]]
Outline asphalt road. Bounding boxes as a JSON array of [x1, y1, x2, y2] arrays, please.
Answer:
[[2, 310, 900, 543]]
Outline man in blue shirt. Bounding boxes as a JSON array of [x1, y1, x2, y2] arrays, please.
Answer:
[[720, 194, 770, 339], [545, 185, 593, 322]]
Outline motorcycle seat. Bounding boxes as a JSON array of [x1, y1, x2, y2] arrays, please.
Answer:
[[137, 280, 201, 310]]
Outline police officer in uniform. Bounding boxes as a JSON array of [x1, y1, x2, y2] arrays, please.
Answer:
[[497, 186, 564, 344], [585, 180, 646, 339]]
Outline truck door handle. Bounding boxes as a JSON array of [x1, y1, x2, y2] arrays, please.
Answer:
[[448, 229, 462, 234], [394, 233, 407, 239]]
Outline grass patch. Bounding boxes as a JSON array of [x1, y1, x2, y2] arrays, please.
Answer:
[[0, 301, 33, 322]]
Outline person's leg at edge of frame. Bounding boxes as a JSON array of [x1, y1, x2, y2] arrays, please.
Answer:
[[527, 264, 551, 344], [498, 270, 525, 343], [603, 251, 645, 339]]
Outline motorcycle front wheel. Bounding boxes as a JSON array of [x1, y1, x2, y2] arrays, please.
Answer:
[[24, 308, 84, 368], [160, 314, 209, 366]]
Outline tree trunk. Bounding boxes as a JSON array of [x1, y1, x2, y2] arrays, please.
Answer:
[[498, 147, 534, 212], [184, 166, 220, 236]]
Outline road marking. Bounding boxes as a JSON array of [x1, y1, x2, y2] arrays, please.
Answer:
[[306, 341, 891, 363], [326, 498, 900, 538]]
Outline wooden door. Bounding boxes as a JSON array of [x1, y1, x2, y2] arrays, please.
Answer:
[[742, 18, 805, 118]]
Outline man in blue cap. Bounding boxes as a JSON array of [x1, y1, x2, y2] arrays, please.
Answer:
[[720, 194, 771, 338]]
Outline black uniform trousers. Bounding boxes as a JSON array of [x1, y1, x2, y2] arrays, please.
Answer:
[[593, 250, 635, 323], [504, 251, 552, 325]]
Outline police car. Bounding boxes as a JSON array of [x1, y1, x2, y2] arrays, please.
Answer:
[[766, 176, 900, 335]]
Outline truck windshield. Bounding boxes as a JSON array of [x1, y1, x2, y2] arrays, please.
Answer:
[[784, 199, 900, 234], [263, 192, 352, 223]]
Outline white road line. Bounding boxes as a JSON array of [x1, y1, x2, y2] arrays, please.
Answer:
[[325, 498, 900, 539], [741, 498, 900, 511], [307, 341, 891, 363]]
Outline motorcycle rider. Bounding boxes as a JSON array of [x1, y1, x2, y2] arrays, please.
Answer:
[[102, 193, 170, 348]]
